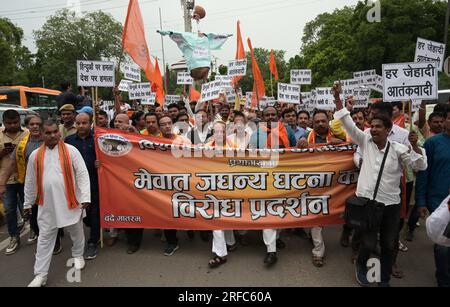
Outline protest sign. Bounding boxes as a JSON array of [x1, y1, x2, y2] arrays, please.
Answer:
[[177, 72, 194, 85], [200, 80, 223, 102], [128, 82, 151, 100], [301, 92, 314, 111], [96, 128, 357, 230], [215, 75, 233, 88], [314, 87, 336, 110], [141, 93, 157, 105], [278, 83, 301, 104], [290, 69, 312, 85], [352, 87, 371, 108], [165, 95, 182, 105], [338, 79, 360, 97], [77, 60, 115, 87], [122, 63, 141, 82], [353, 69, 377, 85], [382, 62, 438, 102], [228, 59, 247, 77], [367, 75, 384, 93], [118, 80, 133, 92], [415, 37, 446, 72]]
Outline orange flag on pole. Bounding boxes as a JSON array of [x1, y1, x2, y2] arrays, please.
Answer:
[[232, 21, 246, 86], [151, 58, 165, 104], [269, 49, 279, 81], [122, 0, 155, 83], [247, 38, 265, 109]]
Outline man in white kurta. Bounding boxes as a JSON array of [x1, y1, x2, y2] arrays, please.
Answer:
[[24, 120, 91, 287]]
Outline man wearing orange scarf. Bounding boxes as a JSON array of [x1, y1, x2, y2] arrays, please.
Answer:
[[248, 107, 297, 267], [25, 120, 91, 287]]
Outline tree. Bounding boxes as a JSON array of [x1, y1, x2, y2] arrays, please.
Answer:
[[239, 48, 287, 96], [33, 9, 124, 90], [297, 0, 449, 89], [0, 18, 33, 85]]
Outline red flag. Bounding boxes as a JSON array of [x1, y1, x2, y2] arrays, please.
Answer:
[[190, 86, 201, 102], [247, 38, 265, 109], [122, 0, 155, 83], [151, 58, 165, 104], [269, 49, 279, 81], [232, 21, 246, 87]]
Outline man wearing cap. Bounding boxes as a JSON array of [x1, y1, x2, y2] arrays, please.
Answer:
[[59, 104, 77, 139]]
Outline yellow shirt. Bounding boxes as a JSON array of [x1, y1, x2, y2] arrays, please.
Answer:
[[0, 129, 28, 184]]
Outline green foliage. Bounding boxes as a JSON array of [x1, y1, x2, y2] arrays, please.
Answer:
[[0, 17, 33, 85], [33, 9, 124, 90]]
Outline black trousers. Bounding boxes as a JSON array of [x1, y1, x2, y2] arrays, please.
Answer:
[[125, 229, 144, 247], [164, 230, 178, 245], [357, 203, 401, 284], [83, 193, 100, 245]]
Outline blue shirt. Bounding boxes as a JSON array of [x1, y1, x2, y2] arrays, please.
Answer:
[[249, 123, 297, 149], [292, 126, 307, 142], [65, 130, 98, 193], [415, 133, 450, 212]]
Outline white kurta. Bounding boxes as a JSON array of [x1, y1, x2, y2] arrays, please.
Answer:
[[24, 144, 91, 230]]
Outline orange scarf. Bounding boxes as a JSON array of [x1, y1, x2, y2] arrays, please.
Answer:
[[35, 141, 79, 210], [307, 129, 333, 145], [264, 122, 290, 149]]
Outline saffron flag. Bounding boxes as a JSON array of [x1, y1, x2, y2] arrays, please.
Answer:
[[248, 38, 265, 109], [122, 0, 155, 83], [151, 58, 165, 104], [269, 49, 279, 81]]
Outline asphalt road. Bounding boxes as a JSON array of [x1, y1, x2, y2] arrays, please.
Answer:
[[0, 221, 438, 287]]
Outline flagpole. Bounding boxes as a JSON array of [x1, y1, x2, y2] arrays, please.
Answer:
[[270, 72, 273, 97], [159, 7, 169, 93]]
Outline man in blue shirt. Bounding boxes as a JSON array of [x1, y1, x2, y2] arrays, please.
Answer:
[[281, 108, 306, 142], [416, 106, 450, 287], [65, 112, 99, 260]]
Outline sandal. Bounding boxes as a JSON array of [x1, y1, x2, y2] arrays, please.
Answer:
[[312, 256, 324, 268], [227, 243, 237, 252], [398, 241, 408, 252], [208, 254, 227, 269]]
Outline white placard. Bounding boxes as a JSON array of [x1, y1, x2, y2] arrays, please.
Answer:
[[225, 88, 243, 104], [121, 63, 141, 82], [352, 87, 371, 108], [228, 59, 247, 77], [200, 80, 223, 102], [141, 93, 157, 105], [215, 75, 233, 88], [77, 60, 115, 87], [301, 92, 314, 111], [367, 75, 384, 93], [164, 95, 182, 105], [118, 80, 133, 92], [278, 83, 301, 104], [128, 82, 151, 100], [382, 62, 438, 102], [338, 79, 360, 97], [290, 69, 312, 85], [314, 87, 336, 110], [177, 72, 194, 85], [245, 92, 253, 109], [353, 69, 377, 85], [414, 37, 446, 72], [260, 96, 276, 108]]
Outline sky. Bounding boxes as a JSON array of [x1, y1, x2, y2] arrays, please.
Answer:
[[2, 0, 362, 68]]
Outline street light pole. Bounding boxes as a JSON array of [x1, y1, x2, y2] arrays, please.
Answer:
[[159, 7, 169, 93]]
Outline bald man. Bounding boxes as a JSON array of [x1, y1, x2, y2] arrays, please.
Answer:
[[65, 112, 100, 260]]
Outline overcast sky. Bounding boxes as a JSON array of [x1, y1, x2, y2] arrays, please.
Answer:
[[3, 0, 361, 67]]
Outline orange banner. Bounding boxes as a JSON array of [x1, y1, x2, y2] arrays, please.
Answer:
[[95, 128, 358, 230]]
